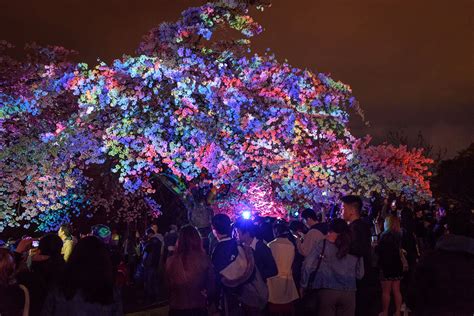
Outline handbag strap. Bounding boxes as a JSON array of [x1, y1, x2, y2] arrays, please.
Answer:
[[308, 239, 327, 288], [18, 284, 30, 316]]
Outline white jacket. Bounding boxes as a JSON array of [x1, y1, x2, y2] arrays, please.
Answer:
[[267, 238, 299, 304]]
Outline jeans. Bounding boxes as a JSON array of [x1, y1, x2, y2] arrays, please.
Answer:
[[316, 289, 356, 316]]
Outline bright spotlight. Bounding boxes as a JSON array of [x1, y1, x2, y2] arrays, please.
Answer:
[[242, 210, 251, 219]]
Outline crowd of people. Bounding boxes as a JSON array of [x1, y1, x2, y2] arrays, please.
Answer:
[[0, 194, 473, 316]]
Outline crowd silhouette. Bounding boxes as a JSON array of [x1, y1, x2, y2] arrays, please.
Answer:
[[1, 195, 473, 316]]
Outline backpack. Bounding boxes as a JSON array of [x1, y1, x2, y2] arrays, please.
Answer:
[[239, 264, 269, 309], [220, 245, 269, 310]]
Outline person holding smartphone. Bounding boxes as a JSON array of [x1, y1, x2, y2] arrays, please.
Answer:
[[16, 234, 66, 316]]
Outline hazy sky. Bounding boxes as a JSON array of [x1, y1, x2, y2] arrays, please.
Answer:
[[1, 0, 473, 157]]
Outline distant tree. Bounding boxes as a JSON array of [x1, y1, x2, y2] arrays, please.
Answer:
[[387, 130, 447, 163], [431, 143, 474, 209]]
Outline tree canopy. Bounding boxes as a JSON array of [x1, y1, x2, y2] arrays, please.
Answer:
[[0, 0, 432, 231]]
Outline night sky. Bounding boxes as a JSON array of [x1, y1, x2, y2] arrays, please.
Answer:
[[1, 0, 472, 157]]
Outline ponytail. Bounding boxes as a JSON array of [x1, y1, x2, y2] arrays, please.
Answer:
[[335, 230, 352, 259], [328, 218, 352, 259]]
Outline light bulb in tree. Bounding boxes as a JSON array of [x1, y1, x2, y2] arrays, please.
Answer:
[[242, 211, 251, 220]]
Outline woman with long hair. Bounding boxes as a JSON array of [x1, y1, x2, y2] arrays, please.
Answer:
[[41, 236, 123, 315], [376, 215, 404, 316], [301, 219, 364, 316], [166, 225, 215, 316]]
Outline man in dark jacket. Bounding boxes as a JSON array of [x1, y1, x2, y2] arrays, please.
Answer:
[[235, 218, 278, 282], [341, 195, 377, 316], [211, 214, 240, 315], [342, 195, 372, 274], [408, 210, 474, 315]]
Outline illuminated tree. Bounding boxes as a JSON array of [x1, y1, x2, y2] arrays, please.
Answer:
[[0, 0, 432, 231]]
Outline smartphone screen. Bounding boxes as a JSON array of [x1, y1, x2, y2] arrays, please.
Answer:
[[32, 240, 39, 248]]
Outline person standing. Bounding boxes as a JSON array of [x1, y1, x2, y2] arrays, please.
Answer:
[[41, 236, 123, 315], [413, 209, 427, 254], [267, 222, 299, 316], [235, 219, 278, 282], [375, 216, 404, 316], [297, 209, 325, 257], [58, 224, 75, 262], [340, 195, 375, 316], [142, 228, 163, 303], [166, 225, 215, 316], [288, 221, 306, 288], [150, 223, 165, 255], [210, 214, 240, 315], [301, 219, 364, 316]]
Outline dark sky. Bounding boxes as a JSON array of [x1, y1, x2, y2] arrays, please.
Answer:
[[1, 0, 473, 157]]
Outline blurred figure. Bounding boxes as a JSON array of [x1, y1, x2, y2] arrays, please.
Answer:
[[0, 248, 29, 316], [257, 218, 276, 244], [301, 219, 364, 316], [328, 204, 341, 221], [267, 222, 299, 316], [18, 234, 65, 316], [110, 228, 121, 248], [151, 223, 164, 244], [235, 219, 277, 282], [41, 236, 123, 315], [375, 216, 404, 316], [90, 224, 124, 289], [428, 207, 447, 248], [408, 210, 474, 315], [123, 231, 139, 282], [58, 224, 74, 262], [166, 225, 215, 316], [141, 228, 163, 304], [164, 224, 179, 257], [369, 191, 383, 224], [414, 208, 427, 254], [297, 209, 325, 257]]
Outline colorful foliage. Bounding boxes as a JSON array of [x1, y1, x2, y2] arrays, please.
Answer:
[[0, 1, 432, 231]]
